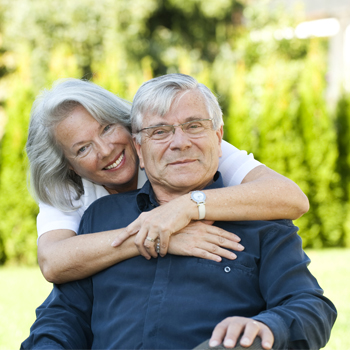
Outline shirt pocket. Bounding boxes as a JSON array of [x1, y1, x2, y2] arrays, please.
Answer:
[[196, 254, 256, 277]]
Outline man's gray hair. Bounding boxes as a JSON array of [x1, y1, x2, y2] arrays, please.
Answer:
[[26, 78, 131, 211], [131, 74, 223, 144]]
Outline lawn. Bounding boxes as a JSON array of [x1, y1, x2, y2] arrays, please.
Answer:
[[1, 248, 349, 350]]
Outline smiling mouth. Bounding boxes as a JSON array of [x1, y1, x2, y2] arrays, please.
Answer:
[[169, 159, 196, 166], [104, 152, 125, 170]]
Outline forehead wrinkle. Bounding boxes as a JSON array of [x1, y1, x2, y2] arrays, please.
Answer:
[[141, 89, 208, 129]]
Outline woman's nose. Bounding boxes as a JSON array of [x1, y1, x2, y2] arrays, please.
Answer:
[[97, 140, 112, 158]]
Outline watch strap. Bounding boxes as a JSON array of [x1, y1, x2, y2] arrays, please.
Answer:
[[197, 203, 205, 220]]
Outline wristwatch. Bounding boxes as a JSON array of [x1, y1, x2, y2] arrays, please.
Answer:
[[190, 191, 206, 220]]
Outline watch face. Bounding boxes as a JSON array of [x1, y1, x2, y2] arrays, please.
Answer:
[[191, 191, 206, 202]]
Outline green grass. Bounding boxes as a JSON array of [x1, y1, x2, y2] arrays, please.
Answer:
[[0, 249, 349, 349], [305, 248, 350, 350]]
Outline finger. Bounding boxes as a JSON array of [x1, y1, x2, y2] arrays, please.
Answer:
[[144, 238, 158, 259], [239, 320, 260, 348], [223, 320, 245, 348], [202, 234, 243, 254], [194, 240, 235, 261], [158, 229, 171, 257], [209, 319, 229, 347], [210, 318, 243, 348], [112, 218, 141, 247], [142, 227, 159, 259], [192, 248, 222, 262], [126, 217, 142, 235], [111, 228, 137, 247], [134, 229, 152, 259], [259, 324, 274, 350], [205, 226, 241, 243]]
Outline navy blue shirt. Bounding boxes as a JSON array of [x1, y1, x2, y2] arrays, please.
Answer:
[[22, 174, 336, 350]]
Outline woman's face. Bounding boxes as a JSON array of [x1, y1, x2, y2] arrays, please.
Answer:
[[55, 105, 139, 194]]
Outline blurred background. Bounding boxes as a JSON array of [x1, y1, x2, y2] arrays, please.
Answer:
[[0, 0, 349, 349]]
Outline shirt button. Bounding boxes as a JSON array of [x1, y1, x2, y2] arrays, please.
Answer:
[[224, 266, 231, 273]]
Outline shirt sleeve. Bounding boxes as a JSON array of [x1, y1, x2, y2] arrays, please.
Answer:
[[219, 140, 262, 186], [253, 221, 337, 349], [20, 278, 94, 349], [37, 201, 83, 238]]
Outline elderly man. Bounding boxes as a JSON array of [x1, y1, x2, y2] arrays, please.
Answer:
[[22, 74, 336, 350]]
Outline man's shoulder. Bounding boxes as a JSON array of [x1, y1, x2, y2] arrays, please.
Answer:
[[84, 189, 140, 216], [219, 219, 299, 243], [228, 219, 296, 232], [78, 189, 141, 235]]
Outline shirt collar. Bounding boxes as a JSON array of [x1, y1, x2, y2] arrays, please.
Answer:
[[136, 171, 224, 212]]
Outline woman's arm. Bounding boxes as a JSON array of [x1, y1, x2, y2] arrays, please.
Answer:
[[37, 228, 138, 284], [204, 165, 309, 221], [114, 166, 309, 259], [38, 222, 243, 284]]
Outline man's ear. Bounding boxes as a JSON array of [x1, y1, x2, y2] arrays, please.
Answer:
[[133, 137, 144, 169], [216, 125, 224, 158]]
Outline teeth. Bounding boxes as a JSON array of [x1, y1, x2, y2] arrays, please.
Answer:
[[104, 152, 124, 170]]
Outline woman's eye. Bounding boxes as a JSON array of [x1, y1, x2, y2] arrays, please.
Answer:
[[77, 146, 87, 155], [103, 124, 113, 133]]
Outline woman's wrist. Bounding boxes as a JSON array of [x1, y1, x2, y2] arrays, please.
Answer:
[[180, 192, 203, 221]]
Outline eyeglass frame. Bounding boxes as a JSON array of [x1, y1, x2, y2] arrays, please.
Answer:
[[135, 118, 214, 140]]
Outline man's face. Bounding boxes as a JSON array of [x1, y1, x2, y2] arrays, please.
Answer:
[[135, 89, 223, 197]]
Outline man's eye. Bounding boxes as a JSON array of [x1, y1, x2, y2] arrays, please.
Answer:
[[187, 122, 203, 130], [189, 123, 201, 128], [152, 129, 167, 136]]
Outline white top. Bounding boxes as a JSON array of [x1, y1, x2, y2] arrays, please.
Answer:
[[37, 140, 261, 238]]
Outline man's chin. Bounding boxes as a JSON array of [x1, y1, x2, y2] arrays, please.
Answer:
[[165, 174, 210, 191]]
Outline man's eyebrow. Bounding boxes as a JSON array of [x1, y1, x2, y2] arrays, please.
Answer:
[[145, 115, 205, 128]]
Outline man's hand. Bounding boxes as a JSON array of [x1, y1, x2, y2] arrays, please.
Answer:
[[209, 317, 274, 349]]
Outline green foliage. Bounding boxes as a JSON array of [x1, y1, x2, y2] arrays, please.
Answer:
[[0, 81, 38, 264], [222, 37, 346, 248], [0, 0, 349, 264]]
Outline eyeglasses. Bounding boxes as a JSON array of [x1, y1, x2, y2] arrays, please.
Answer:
[[137, 118, 213, 141]]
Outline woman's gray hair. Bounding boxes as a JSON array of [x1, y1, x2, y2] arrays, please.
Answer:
[[26, 78, 131, 211], [131, 73, 223, 144]]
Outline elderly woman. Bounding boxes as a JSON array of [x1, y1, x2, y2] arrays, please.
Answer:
[[27, 78, 309, 284]]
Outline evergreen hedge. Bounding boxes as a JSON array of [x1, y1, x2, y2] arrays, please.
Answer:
[[0, 0, 349, 264]]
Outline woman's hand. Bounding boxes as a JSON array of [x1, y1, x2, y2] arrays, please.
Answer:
[[111, 195, 198, 259], [168, 221, 244, 262]]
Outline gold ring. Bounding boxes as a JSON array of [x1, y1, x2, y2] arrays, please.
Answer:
[[146, 236, 155, 242]]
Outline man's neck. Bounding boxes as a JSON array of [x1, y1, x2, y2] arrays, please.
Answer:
[[152, 178, 214, 205]]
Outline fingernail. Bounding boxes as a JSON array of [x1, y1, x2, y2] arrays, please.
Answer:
[[111, 240, 118, 247], [263, 341, 271, 349], [240, 337, 250, 346], [209, 340, 219, 347], [224, 339, 234, 347], [230, 253, 237, 259], [237, 244, 244, 250]]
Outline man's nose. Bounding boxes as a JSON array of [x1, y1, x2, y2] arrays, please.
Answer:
[[169, 127, 192, 150]]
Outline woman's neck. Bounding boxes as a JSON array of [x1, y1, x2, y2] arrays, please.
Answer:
[[104, 172, 139, 195]]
